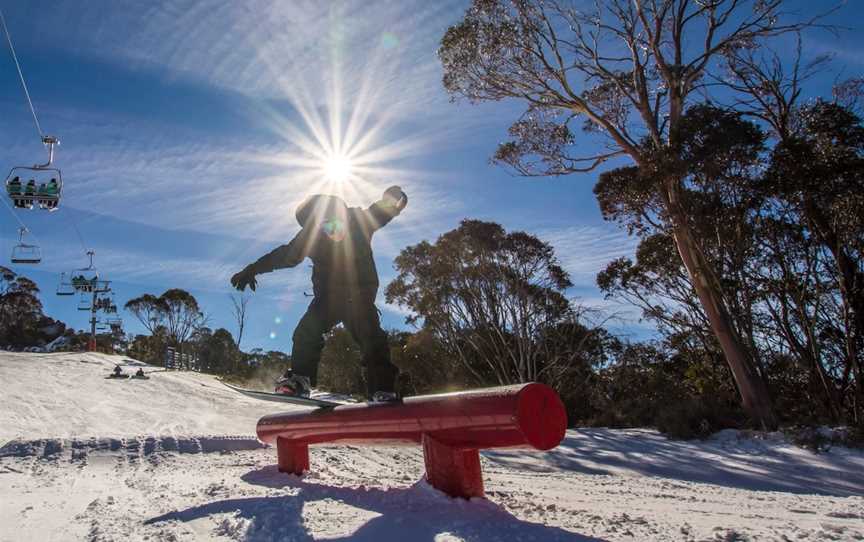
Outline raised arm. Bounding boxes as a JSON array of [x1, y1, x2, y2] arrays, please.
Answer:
[[230, 228, 312, 291], [357, 185, 408, 234]]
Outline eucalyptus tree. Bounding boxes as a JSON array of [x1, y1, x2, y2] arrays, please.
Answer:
[[438, 0, 830, 427]]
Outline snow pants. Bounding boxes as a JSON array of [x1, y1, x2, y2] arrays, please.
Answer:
[[291, 288, 397, 396]]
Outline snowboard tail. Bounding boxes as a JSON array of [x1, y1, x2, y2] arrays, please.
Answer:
[[219, 380, 341, 408]]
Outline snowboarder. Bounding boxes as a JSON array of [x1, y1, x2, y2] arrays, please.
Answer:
[[112, 365, 124, 378], [230, 186, 408, 402], [135, 368, 145, 378]]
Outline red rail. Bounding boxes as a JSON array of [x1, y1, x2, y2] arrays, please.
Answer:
[[256, 382, 567, 498]]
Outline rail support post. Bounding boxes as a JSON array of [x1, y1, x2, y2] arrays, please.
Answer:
[[276, 437, 309, 475], [422, 435, 484, 499]]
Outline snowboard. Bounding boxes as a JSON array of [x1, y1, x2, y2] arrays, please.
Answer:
[[218, 379, 342, 409], [105, 374, 130, 380]]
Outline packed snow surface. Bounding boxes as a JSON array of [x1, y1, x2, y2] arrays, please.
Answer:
[[1, 352, 862, 541]]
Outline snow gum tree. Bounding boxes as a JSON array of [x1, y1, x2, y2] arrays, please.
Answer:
[[438, 0, 828, 428], [385, 219, 599, 387], [125, 289, 204, 365]]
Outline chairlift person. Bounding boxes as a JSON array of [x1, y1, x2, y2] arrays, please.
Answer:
[[6, 176, 21, 196]]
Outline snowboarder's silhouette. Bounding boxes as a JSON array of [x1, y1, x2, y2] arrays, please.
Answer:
[[231, 186, 408, 399]]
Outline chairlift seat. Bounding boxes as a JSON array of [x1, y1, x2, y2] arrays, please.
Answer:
[[4, 166, 62, 212], [11, 253, 40, 264], [56, 272, 75, 296], [10, 228, 41, 265]]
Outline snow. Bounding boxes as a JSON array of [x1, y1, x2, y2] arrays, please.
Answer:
[[1, 352, 863, 541]]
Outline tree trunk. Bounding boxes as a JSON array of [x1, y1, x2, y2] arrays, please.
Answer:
[[665, 182, 778, 429], [803, 199, 864, 425]]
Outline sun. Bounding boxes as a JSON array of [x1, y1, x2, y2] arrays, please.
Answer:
[[323, 153, 353, 182]]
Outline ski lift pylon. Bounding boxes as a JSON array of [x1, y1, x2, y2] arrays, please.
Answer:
[[10, 227, 40, 264]]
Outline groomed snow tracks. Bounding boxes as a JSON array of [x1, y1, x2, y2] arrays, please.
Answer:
[[0, 435, 264, 462]]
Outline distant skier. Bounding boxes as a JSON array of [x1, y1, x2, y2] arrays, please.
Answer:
[[231, 186, 408, 402]]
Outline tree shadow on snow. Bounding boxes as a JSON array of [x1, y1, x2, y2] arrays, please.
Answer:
[[144, 465, 606, 542], [484, 429, 864, 497]]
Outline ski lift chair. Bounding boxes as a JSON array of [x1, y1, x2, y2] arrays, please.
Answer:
[[56, 272, 75, 296], [10, 227, 40, 264], [4, 137, 62, 211], [71, 250, 99, 293], [77, 295, 91, 311]]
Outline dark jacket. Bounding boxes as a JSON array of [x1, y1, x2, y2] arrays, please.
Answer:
[[250, 196, 400, 296]]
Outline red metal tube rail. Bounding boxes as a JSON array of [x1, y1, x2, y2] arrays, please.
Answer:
[[256, 382, 567, 498]]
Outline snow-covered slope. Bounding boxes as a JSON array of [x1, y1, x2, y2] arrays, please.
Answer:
[[0, 352, 288, 441], [1, 352, 862, 541]]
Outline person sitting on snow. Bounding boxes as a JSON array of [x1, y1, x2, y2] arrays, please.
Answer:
[[112, 365, 123, 377], [231, 186, 408, 402], [135, 368, 145, 378]]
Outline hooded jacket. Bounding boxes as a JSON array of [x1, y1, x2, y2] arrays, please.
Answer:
[[249, 194, 402, 295]]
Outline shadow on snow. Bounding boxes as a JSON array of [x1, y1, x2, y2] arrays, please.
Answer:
[[145, 465, 605, 542], [484, 428, 864, 497]]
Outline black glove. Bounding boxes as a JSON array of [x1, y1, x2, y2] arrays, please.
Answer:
[[383, 185, 408, 211], [231, 266, 258, 292]]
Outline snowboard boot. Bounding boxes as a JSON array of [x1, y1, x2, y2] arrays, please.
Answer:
[[275, 374, 312, 397]]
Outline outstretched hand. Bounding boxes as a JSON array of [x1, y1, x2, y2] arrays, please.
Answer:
[[231, 266, 258, 292], [383, 185, 408, 211]]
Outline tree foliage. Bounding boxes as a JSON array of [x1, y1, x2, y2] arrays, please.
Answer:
[[386, 219, 603, 388], [438, 0, 833, 428], [125, 289, 203, 351]]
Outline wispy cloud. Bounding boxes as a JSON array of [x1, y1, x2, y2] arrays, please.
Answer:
[[537, 224, 638, 285]]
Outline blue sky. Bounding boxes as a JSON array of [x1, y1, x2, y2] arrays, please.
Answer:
[[0, 0, 861, 352]]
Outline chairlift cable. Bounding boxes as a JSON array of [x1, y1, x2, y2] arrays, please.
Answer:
[[0, 7, 44, 140], [0, 188, 39, 245], [62, 207, 89, 254]]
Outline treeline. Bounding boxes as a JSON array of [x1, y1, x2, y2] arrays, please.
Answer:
[[0, 266, 69, 349], [123, 289, 291, 381], [106, 205, 862, 438], [437, 0, 864, 432], [313, 220, 758, 438], [0, 266, 119, 351]]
